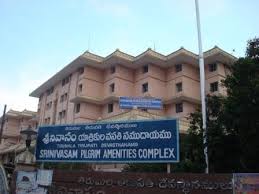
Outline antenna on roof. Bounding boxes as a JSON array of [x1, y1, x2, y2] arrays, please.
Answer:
[[153, 42, 156, 51]]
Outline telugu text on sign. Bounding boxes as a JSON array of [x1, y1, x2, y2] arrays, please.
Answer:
[[35, 119, 179, 163]]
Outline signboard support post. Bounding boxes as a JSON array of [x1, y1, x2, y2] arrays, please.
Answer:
[[167, 163, 171, 174], [40, 162, 44, 169]]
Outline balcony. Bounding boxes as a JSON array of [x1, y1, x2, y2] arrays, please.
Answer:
[[70, 95, 119, 105], [163, 94, 200, 105]]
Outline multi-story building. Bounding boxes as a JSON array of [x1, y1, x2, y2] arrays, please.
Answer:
[[0, 109, 37, 165], [30, 46, 235, 132], [0, 109, 37, 145]]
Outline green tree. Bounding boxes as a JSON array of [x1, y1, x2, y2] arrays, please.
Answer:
[[223, 38, 259, 171], [182, 95, 240, 173], [246, 37, 259, 60]]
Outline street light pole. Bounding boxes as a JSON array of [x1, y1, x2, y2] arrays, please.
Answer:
[[194, 0, 209, 174]]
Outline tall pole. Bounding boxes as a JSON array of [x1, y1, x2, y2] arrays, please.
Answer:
[[195, 0, 209, 174], [0, 105, 7, 144]]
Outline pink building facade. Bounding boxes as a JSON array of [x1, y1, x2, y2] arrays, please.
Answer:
[[30, 46, 236, 131], [0, 109, 37, 169], [0, 109, 37, 145]]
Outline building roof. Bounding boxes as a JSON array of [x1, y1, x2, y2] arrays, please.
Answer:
[[103, 49, 134, 68], [2, 109, 37, 119], [30, 47, 237, 98], [0, 140, 36, 155], [204, 46, 237, 65], [167, 47, 198, 66]]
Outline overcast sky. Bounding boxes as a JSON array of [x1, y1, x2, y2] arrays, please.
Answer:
[[0, 0, 259, 114]]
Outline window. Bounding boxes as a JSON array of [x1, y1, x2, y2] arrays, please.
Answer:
[[210, 82, 218, 92], [176, 82, 182, 92], [58, 111, 65, 119], [50, 87, 54, 94], [64, 93, 68, 101], [110, 66, 116, 74], [142, 83, 148, 93], [175, 103, 183, 113], [60, 95, 64, 102], [9, 156, 14, 163], [78, 67, 84, 75], [60, 93, 68, 102], [108, 103, 113, 113], [143, 65, 148, 73], [78, 84, 83, 93], [62, 110, 66, 118], [45, 117, 51, 124], [46, 101, 52, 109], [58, 112, 62, 120], [75, 103, 80, 113], [175, 64, 182, 72], [46, 87, 54, 96], [109, 83, 115, 93], [39, 94, 43, 102], [209, 63, 217, 72], [62, 75, 71, 86]]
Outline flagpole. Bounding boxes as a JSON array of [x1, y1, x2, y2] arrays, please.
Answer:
[[195, 0, 209, 174]]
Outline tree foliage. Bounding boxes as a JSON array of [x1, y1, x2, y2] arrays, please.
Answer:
[[223, 37, 259, 172], [182, 95, 240, 173], [246, 37, 259, 60]]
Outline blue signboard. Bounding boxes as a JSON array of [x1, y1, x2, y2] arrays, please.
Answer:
[[35, 119, 179, 163], [119, 97, 162, 110]]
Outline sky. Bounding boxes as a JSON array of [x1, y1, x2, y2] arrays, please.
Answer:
[[0, 0, 259, 114]]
